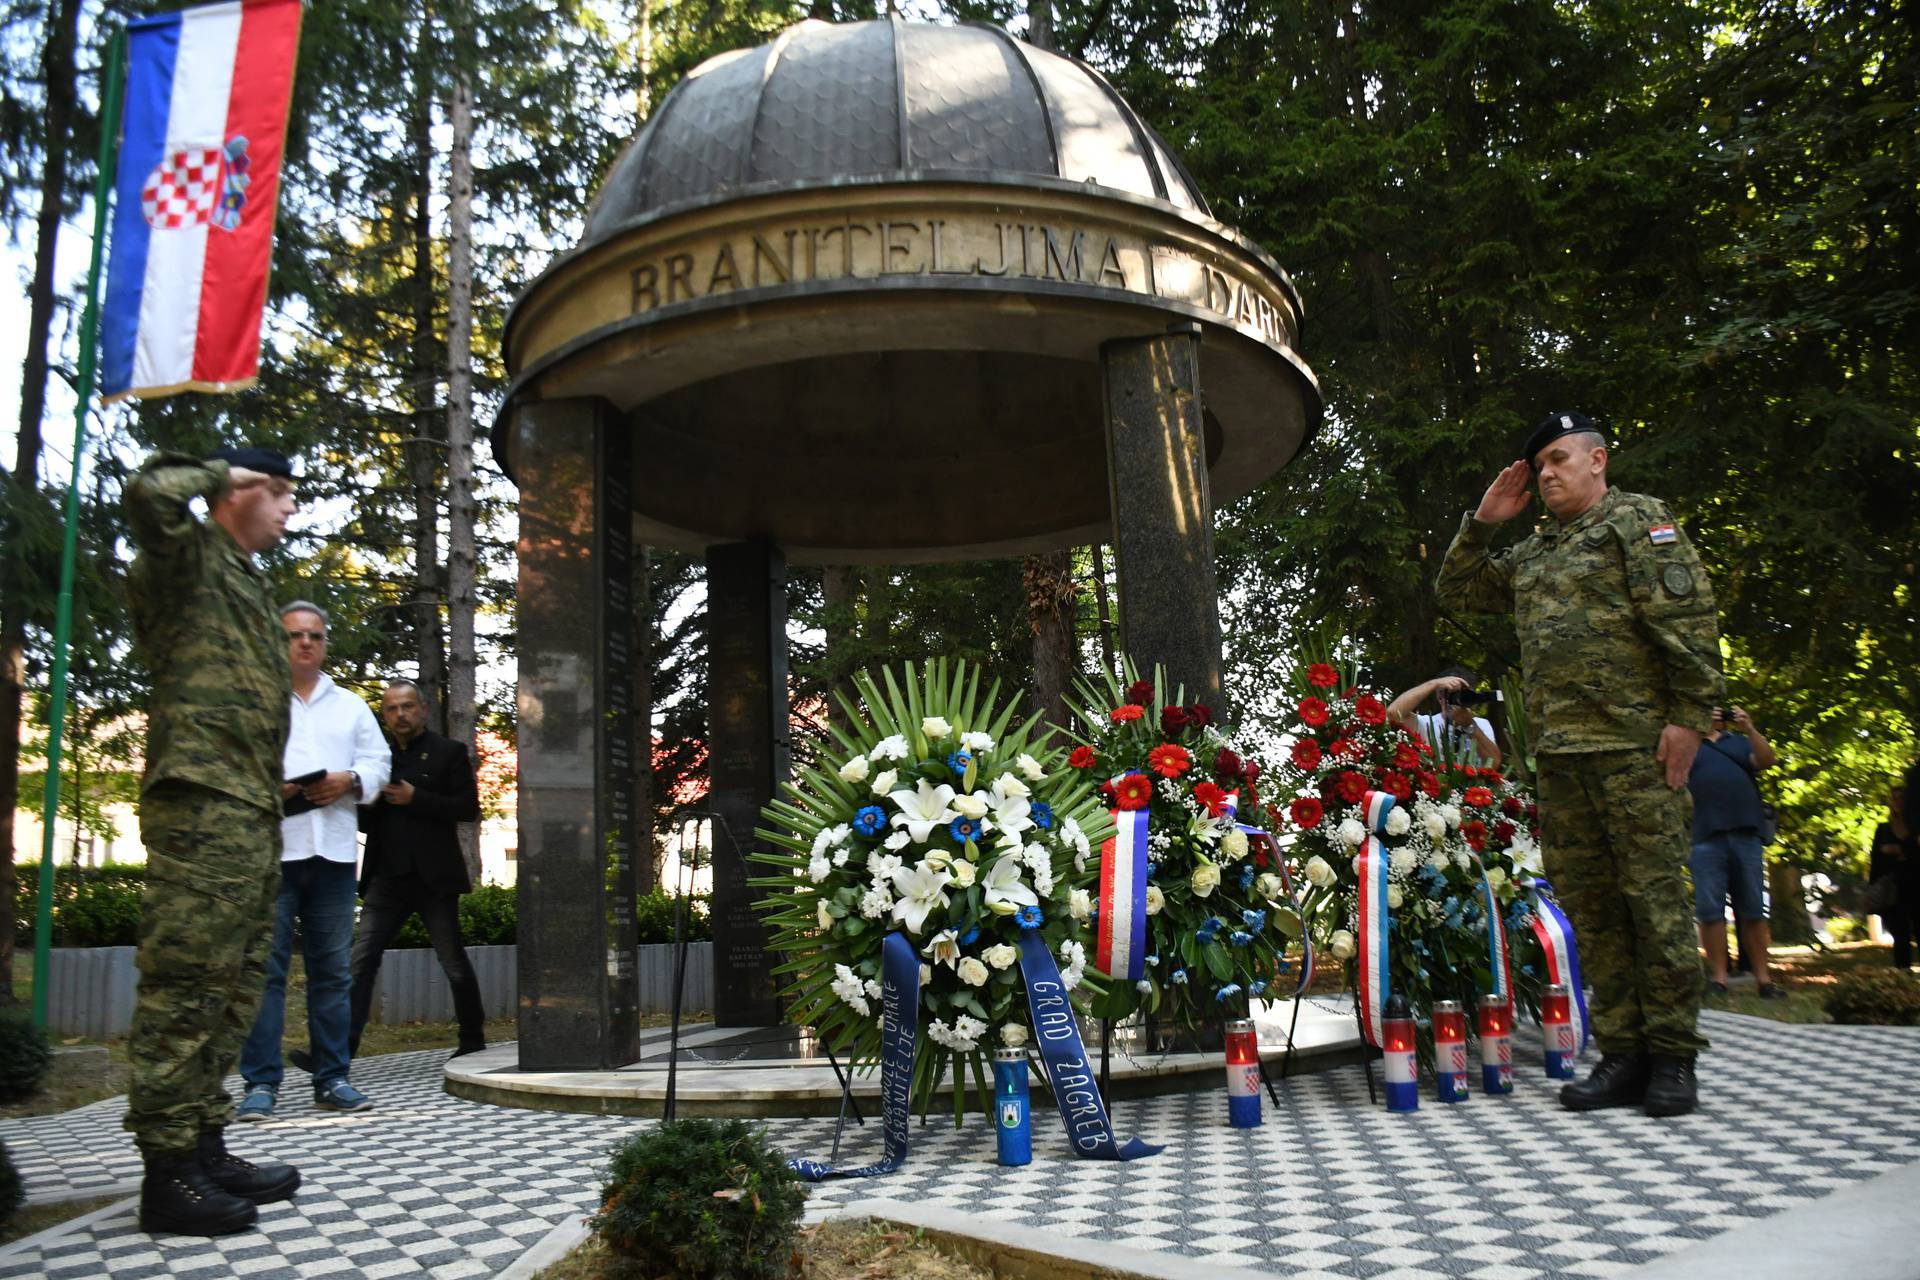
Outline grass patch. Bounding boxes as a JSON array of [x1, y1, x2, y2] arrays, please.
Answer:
[[1705, 939, 1903, 1024], [0, 1193, 129, 1247], [537, 1220, 994, 1280]]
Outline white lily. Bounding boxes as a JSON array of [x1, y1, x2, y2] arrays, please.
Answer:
[[1016, 753, 1046, 781], [921, 928, 962, 968], [890, 863, 953, 934], [980, 855, 1039, 910], [889, 778, 959, 843], [987, 789, 1033, 836]]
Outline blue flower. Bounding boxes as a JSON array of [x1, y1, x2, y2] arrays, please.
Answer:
[[947, 750, 973, 775], [851, 806, 886, 838], [1145, 862, 1157, 880], [949, 815, 983, 843], [1277, 959, 1293, 973], [1230, 930, 1252, 947], [1238, 866, 1256, 892], [1196, 918, 1221, 944], [1215, 983, 1243, 1003], [1144, 954, 1160, 967], [1016, 904, 1044, 930], [960, 925, 980, 947], [1030, 801, 1054, 830], [1241, 909, 1267, 932], [1250, 980, 1268, 996], [1170, 968, 1189, 985]]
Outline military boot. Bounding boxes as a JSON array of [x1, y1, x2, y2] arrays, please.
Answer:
[[1559, 1052, 1648, 1111], [197, 1128, 302, 1203], [1643, 1053, 1699, 1117], [138, 1151, 258, 1237]]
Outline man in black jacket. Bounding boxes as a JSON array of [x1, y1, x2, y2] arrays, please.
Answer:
[[346, 679, 487, 1057]]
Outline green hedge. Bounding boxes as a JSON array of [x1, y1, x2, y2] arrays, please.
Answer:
[[14, 864, 710, 949]]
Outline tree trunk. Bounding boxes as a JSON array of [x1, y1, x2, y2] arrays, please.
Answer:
[[445, 61, 480, 887], [1029, 0, 1053, 50], [1024, 551, 1077, 740], [636, 0, 652, 120], [408, 13, 447, 725], [0, 0, 82, 1005], [1767, 859, 1814, 946], [1091, 543, 1116, 681]]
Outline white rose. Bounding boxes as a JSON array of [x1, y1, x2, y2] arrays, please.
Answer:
[[1221, 828, 1250, 861], [817, 899, 834, 930], [1484, 866, 1508, 890], [1256, 872, 1283, 899], [1338, 818, 1368, 847], [1069, 888, 1092, 920], [1190, 860, 1221, 898], [838, 755, 871, 783], [1385, 808, 1411, 837], [1144, 884, 1165, 914], [870, 768, 899, 797], [983, 943, 1017, 970], [991, 772, 1031, 799], [1017, 753, 1046, 781], [951, 860, 978, 888], [961, 731, 994, 753], [1330, 930, 1356, 961], [922, 716, 953, 740], [920, 963, 932, 986], [1304, 856, 1336, 889], [951, 791, 990, 819], [1000, 1023, 1029, 1048], [957, 957, 990, 987], [1386, 885, 1403, 909]]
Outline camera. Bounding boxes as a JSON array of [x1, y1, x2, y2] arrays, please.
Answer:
[[1440, 689, 1496, 710]]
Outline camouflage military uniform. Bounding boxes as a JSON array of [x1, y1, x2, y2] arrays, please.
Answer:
[[123, 455, 290, 1157], [1437, 487, 1723, 1057]]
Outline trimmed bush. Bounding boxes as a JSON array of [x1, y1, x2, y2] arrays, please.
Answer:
[[635, 889, 712, 945], [0, 1140, 23, 1229], [592, 1119, 804, 1280], [13, 863, 145, 948], [390, 883, 521, 948], [1823, 968, 1920, 1026], [0, 1006, 52, 1101]]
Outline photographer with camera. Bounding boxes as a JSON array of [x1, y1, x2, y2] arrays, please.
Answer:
[[1689, 705, 1783, 998], [1388, 666, 1503, 768]]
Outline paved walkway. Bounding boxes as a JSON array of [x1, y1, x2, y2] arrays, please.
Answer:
[[3, 1011, 1917, 1278]]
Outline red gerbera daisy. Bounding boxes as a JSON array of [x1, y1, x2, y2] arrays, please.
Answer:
[[1307, 663, 1340, 689], [1336, 770, 1369, 804], [1290, 738, 1323, 770], [1493, 819, 1517, 845], [1502, 795, 1524, 818], [1354, 694, 1387, 726], [1110, 704, 1144, 724], [1148, 743, 1193, 779], [1068, 745, 1097, 769], [1393, 744, 1421, 771], [1115, 774, 1153, 810], [1192, 780, 1229, 816], [1462, 818, 1488, 851], [1289, 796, 1324, 829], [1419, 770, 1442, 798], [1298, 697, 1329, 727], [1464, 786, 1494, 808]]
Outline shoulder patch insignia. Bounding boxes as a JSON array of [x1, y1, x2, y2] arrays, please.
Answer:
[[1648, 523, 1678, 545], [1662, 563, 1694, 596], [1583, 527, 1611, 548]]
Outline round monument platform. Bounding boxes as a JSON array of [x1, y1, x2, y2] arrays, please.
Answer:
[[445, 998, 1366, 1118], [497, 16, 1320, 565]]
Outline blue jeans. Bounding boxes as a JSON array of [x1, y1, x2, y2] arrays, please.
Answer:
[[239, 856, 358, 1089], [1690, 829, 1769, 924]]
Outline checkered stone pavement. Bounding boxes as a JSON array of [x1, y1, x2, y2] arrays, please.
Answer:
[[4, 1011, 1918, 1278]]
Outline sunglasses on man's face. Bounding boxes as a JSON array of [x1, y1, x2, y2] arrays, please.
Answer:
[[285, 629, 327, 643]]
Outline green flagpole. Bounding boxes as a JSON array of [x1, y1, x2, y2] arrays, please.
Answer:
[[32, 26, 127, 1030]]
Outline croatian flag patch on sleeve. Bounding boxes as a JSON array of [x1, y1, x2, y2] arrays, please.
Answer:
[[1648, 523, 1678, 545]]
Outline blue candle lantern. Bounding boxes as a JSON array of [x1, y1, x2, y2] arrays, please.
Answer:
[[994, 1047, 1032, 1165]]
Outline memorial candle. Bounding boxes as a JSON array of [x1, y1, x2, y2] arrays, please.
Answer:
[[1225, 1018, 1262, 1128]]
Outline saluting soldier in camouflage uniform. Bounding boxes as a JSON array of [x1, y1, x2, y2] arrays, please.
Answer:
[[1437, 411, 1723, 1118], [123, 447, 305, 1235]]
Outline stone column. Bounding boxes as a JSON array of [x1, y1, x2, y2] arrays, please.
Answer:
[[1101, 323, 1227, 715], [512, 397, 641, 1070], [705, 536, 788, 1026]]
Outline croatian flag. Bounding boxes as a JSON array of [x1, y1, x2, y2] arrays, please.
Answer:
[[100, 0, 303, 402]]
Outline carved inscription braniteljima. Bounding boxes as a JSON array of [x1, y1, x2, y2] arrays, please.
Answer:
[[625, 214, 1293, 347]]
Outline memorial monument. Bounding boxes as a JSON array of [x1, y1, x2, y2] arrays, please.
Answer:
[[496, 16, 1319, 1068]]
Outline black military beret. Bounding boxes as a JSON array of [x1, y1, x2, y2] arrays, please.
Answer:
[[205, 445, 296, 479], [1519, 410, 1603, 469]]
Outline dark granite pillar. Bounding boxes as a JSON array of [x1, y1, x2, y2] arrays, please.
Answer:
[[705, 536, 787, 1026], [1102, 323, 1227, 715], [513, 397, 641, 1070]]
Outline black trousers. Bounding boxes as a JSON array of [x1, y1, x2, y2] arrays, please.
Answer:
[[348, 872, 486, 1053]]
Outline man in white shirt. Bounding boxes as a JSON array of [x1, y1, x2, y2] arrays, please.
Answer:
[[234, 601, 389, 1121], [1387, 667, 1503, 768]]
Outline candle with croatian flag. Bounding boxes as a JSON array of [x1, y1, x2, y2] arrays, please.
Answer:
[[1382, 994, 1418, 1112], [1542, 983, 1576, 1079], [1478, 993, 1513, 1094], [1224, 1018, 1261, 1128], [994, 1047, 1032, 1165], [1432, 1000, 1469, 1103]]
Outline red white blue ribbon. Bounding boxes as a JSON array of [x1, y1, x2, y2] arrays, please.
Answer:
[[1471, 854, 1514, 1004], [1225, 791, 1314, 997], [1097, 805, 1149, 983], [1525, 877, 1590, 1052], [1355, 790, 1395, 1047]]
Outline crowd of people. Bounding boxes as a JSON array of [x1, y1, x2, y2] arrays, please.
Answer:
[[122, 448, 486, 1237]]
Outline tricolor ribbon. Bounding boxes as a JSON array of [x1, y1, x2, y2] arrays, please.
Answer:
[[1097, 805, 1150, 983], [1225, 791, 1315, 997], [1470, 853, 1515, 1005], [1017, 930, 1161, 1161], [1355, 790, 1395, 1047], [788, 930, 918, 1181], [1525, 877, 1590, 1053]]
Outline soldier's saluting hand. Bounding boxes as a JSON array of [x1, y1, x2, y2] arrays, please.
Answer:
[[1437, 411, 1726, 1121]]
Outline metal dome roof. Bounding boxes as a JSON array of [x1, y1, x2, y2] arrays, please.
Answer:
[[583, 18, 1211, 242]]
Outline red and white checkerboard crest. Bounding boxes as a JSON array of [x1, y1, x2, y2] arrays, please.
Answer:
[[141, 145, 225, 229]]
